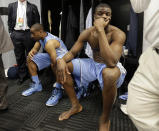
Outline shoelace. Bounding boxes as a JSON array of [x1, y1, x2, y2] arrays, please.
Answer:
[[49, 89, 59, 100], [26, 87, 35, 92], [29, 82, 35, 87], [26, 83, 36, 92]]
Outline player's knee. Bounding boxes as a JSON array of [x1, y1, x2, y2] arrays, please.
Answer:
[[27, 57, 31, 64], [102, 68, 119, 82], [29, 61, 37, 71], [67, 62, 73, 73]]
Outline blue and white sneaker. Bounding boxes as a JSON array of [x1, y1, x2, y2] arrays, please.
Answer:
[[46, 88, 63, 106], [22, 82, 42, 96], [76, 87, 84, 100]]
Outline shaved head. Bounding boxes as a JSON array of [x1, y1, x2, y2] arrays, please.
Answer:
[[30, 23, 46, 41], [95, 3, 112, 13], [31, 23, 44, 32]]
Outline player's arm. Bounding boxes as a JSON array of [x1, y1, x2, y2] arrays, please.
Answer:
[[45, 39, 60, 67]]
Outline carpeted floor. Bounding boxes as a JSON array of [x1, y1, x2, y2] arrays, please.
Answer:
[[0, 78, 137, 131]]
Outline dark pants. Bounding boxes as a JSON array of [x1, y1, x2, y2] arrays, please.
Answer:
[[11, 30, 34, 79], [0, 54, 7, 98]]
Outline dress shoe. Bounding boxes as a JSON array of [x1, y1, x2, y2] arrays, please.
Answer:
[[0, 95, 8, 110], [17, 76, 28, 85], [17, 78, 25, 85]]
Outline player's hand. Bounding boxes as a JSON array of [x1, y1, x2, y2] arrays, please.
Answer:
[[56, 59, 70, 84], [27, 49, 37, 61], [94, 17, 110, 32]]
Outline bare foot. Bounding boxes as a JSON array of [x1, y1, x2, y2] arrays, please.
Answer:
[[59, 104, 83, 121], [99, 120, 110, 131]]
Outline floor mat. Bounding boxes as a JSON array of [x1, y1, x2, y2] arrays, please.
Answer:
[[0, 79, 137, 131]]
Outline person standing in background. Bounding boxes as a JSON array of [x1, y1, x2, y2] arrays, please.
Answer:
[[8, 0, 40, 85], [127, 0, 159, 131], [0, 16, 14, 110]]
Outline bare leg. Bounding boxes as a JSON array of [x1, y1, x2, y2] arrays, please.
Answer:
[[50, 63, 56, 74], [27, 58, 38, 76], [59, 62, 82, 121], [99, 67, 120, 131], [51, 64, 59, 81]]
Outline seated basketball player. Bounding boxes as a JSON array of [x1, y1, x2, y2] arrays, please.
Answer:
[[56, 3, 126, 131]]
